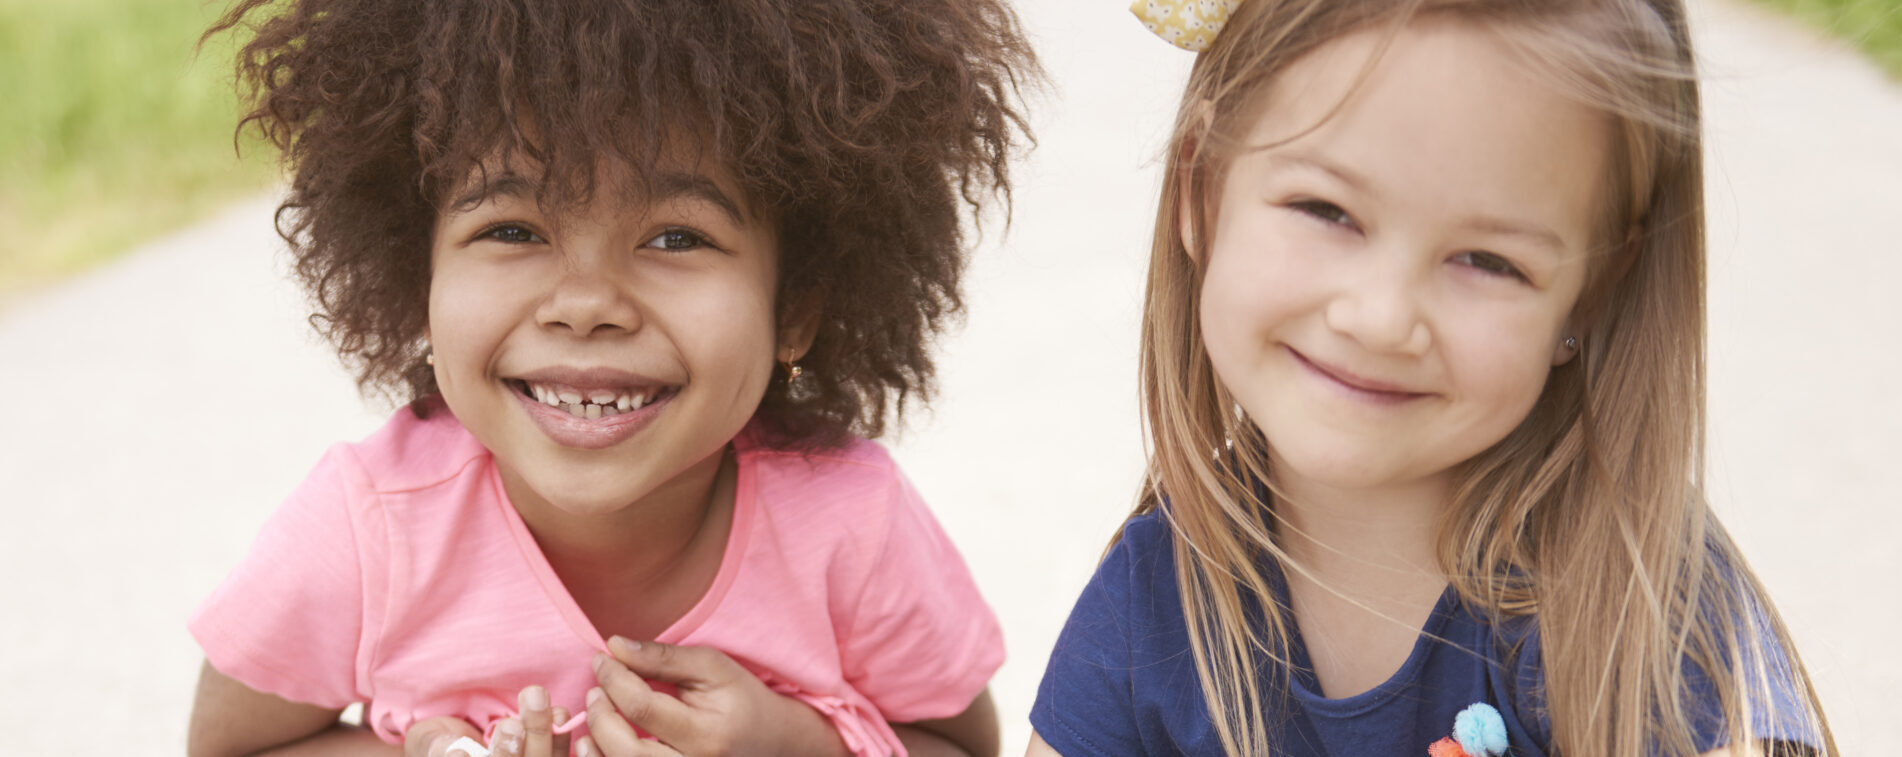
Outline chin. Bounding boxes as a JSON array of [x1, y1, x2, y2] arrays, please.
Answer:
[[1267, 440, 1419, 491], [528, 471, 654, 516]]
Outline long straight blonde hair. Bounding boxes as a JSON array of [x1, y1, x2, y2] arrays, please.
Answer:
[[1132, 0, 1836, 754]]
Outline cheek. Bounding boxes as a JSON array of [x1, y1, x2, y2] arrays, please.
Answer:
[[1198, 217, 1315, 368], [658, 266, 780, 386], [427, 260, 528, 352], [1443, 310, 1561, 413]]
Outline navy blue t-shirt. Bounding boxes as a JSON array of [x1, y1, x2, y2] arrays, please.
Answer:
[[1030, 511, 1816, 757]]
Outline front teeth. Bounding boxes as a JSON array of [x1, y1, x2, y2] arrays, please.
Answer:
[[525, 381, 658, 418]]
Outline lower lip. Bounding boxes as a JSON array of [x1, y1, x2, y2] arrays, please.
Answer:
[[1287, 348, 1430, 406], [513, 386, 673, 450]]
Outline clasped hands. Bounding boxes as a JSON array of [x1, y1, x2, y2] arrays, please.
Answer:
[[405, 636, 847, 757]]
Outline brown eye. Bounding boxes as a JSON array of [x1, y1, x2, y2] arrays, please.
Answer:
[[480, 224, 544, 244], [643, 228, 709, 252], [1453, 250, 1526, 281], [1289, 200, 1358, 230]]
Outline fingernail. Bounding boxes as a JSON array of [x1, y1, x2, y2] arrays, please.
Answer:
[[586, 687, 604, 707], [608, 636, 640, 653], [591, 652, 607, 673], [520, 685, 549, 711], [496, 719, 524, 753], [576, 737, 597, 757]]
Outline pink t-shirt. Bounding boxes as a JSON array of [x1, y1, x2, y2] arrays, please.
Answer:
[[189, 407, 1002, 756]]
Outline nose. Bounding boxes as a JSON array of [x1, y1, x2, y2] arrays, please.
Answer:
[[535, 257, 642, 338], [1323, 264, 1431, 356]]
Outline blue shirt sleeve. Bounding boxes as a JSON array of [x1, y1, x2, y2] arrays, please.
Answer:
[[1030, 517, 1152, 757]]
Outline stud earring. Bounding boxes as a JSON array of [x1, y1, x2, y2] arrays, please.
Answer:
[[1563, 336, 1578, 351], [425, 352, 435, 366], [781, 347, 803, 383]]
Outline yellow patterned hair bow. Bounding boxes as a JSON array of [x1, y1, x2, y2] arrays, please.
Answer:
[[1130, 0, 1244, 53]]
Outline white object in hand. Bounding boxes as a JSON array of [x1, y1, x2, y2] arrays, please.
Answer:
[[447, 736, 492, 757]]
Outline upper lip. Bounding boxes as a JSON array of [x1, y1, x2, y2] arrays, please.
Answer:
[[1289, 348, 1429, 395], [506, 366, 679, 392]]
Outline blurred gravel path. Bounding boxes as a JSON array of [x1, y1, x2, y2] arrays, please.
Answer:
[[1, 1, 1893, 753]]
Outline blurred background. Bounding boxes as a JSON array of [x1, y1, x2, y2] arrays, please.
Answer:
[[1, 0, 1896, 754]]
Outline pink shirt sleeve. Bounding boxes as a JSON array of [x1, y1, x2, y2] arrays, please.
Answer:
[[836, 467, 1005, 723], [189, 446, 375, 710]]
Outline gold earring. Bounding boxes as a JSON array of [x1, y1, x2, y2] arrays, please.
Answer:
[[425, 352, 434, 366], [782, 347, 803, 382]]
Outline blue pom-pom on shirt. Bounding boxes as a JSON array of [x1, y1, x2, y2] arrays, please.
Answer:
[[1454, 703, 1509, 756]]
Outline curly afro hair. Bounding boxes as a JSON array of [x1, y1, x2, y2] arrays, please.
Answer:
[[209, 0, 1038, 447]]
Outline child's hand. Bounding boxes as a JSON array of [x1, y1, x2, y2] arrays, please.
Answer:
[[406, 686, 572, 757], [577, 637, 850, 757], [405, 716, 482, 757]]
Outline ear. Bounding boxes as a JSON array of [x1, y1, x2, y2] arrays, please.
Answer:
[[1551, 329, 1579, 367], [1554, 224, 1643, 367], [1176, 102, 1216, 262], [777, 291, 823, 361], [1177, 135, 1201, 262]]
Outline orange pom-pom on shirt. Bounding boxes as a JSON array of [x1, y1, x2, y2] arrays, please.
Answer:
[[1429, 737, 1474, 757]]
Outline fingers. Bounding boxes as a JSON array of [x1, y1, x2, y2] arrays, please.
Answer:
[[519, 686, 556, 757], [574, 734, 682, 757], [593, 651, 700, 740], [550, 707, 572, 756], [405, 716, 482, 757], [582, 688, 683, 757], [487, 719, 524, 757], [605, 637, 745, 688]]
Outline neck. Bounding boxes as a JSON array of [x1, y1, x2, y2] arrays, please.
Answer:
[[502, 447, 733, 587], [1267, 455, 1449, 596]]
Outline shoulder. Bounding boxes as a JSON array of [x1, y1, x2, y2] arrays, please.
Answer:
[[739, 433, 916, 522], [1056, 508, 1185, 645], [332, 400, 491, 494], [1112, 509, 1175, 562], [1099, 509, 1181, 604]]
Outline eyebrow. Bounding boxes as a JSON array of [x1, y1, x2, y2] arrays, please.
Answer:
[[446, 170, 749, 226], [1267, 151, 1568, 253], [648, 171, 748, 226], [449, 173, 536, 212], [1460, 215, 1566, 253], [1267, 151, 1375, 193]]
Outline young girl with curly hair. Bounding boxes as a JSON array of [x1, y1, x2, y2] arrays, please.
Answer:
[[1030, 0, 1832, 755], [185, 2, 1035, 756]]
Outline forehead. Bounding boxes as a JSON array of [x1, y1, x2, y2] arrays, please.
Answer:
[[1239, 18, 1613, 246], [441, 143, 757, 226]]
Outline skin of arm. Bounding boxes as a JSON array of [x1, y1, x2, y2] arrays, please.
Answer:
[[193, 656, 998, 757], [187, 661, 400, 757], [890, 688, 998, 757], [1022, 731, 1060, 757]]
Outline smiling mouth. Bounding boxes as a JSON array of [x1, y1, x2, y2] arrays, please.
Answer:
[[1287, 348, 1431, 400], [506, 379, 681, 419]]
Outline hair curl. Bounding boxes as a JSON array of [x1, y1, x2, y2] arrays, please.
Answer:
[[208, 0, 1038, 447]]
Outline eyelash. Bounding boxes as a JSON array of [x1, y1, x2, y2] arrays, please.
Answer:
[[476, 223, 545, 245], [1453, 251, 1527, 281], [1287, 200, 1529, 283], [644, 227, 712, 253], [473, 224, 714, 253], [1289, 199, 1358, 230]]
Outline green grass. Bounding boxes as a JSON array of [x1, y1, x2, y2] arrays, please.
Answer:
[[0, 0, 276, 298], [1751, 0, 1902, 80]]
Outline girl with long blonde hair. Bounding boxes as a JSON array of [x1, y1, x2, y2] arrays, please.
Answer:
[[1028, 0, 1832, 755]]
